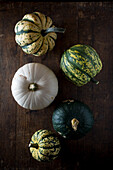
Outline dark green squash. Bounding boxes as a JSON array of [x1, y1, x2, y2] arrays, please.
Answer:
[[29, 129, 61, 161], [52, 100, 94, 139], [60, 44, 102, 86]]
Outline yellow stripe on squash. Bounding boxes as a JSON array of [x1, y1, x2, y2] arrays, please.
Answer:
[[15, 33, 40, 46], [22, 36, 43, 54], [15, 20, 40, 33], [23, 13, 42, 30]]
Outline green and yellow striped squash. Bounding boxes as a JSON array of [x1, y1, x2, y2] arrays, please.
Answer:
[[60, 44, 102, 86], [15, 12, 65, 57], [29, 129, 61, 161]]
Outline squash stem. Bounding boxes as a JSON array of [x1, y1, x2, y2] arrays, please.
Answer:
[[29, 143, 38, 149], [28, 83, 38, 91], [71, 118, 79, 131], [44, 27, 66, 34], [91, 78, 99, 85]]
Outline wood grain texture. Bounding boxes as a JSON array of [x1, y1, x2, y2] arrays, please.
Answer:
[[0, 2, 113, 170]]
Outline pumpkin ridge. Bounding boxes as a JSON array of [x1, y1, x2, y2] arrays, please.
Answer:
[[39, 148, 59, 159], [16, 30, 39, 35], [23, 37, 43, 54], [33, 12, 43, 27], [33, 41, 44, 55], [22, 18, 41, 29], [44, 15, 47, 29], [17, 92, 30, 108], [70, 45, 101, 73], [46, 38, 50, 52], [21, 35, 42, 48], [86, 45, 102, 70], [33, 37, 47, 56], [44, 15, 47, 28], [49, 35, 56, 42], [66, 51, 92, 81], [45, 16, 53, 29], [83, 45, 102, 72], [85, 45, 100, 60], [61, 53, 87, 85], [39, 147, 59, 157], [61, 64, 84, 86], [71, 46, 95, 67], [38, 149, 47, 157], [38, 134, 56, 143], [39, 144, 60, 150], [15, 33, 41, 47], [13, 89, 29, 100], [47, 31, 57, 39], [69, 49, 96, 77], [34, 130, 43, 139], [45, 35, 56, 52], [45, 18, 53, 29], [15, 20, 41, 33], [47, 36, 55, 52], [37, 130, 51, 141], [37, 154, 43, 161]]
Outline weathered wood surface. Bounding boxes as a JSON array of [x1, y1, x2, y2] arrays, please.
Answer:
[[0, 2, 113, 169]]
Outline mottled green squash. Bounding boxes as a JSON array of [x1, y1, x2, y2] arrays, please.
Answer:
[[29, 129, 61, 161], [15, 12, 65, 57], [60, 44, 102, 86], [52, 100, 94, 139]]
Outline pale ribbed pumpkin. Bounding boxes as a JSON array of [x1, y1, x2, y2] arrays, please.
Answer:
[[11, 63, 58, 110], [14, 12, 65, 56]]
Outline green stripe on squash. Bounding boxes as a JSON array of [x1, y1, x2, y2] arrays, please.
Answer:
[[22, 36, 43, 54], [16, 30, 39, 35], [22, 18, 41, 28], [61, 53, 87, 86]]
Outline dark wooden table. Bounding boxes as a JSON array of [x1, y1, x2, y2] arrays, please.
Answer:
[[0, 2, 113, 170]]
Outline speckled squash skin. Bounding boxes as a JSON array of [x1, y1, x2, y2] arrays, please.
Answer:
[[60, 44, 102, 86], [29, 129, 61, 161], [15, 12, 57, 56], [52, 100, 94, 139]]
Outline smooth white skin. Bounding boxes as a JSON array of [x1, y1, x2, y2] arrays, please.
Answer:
[[11, 63, 58, 110]]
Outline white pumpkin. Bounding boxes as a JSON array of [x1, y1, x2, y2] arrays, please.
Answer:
[[11, 63, 58, 110]]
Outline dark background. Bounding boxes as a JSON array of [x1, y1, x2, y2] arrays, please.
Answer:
[[0, 2, 113, 170]]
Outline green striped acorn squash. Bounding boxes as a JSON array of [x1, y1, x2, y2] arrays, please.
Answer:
[[14, 12, 65, 57], [52, 100, 94, 139], [29, 129, 61, 161], [60, 44, 102, 86]]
